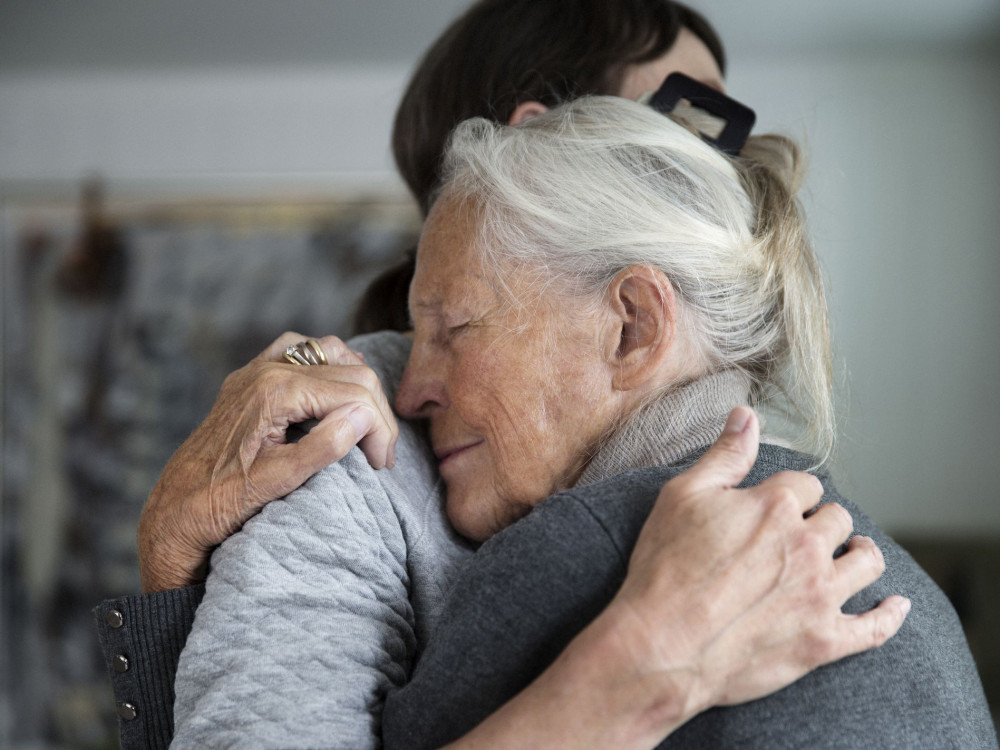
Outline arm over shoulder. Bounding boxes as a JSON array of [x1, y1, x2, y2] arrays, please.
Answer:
[[383, 450, 998, 750]]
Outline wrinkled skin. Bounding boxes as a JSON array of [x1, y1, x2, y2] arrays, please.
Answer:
[[137, 332, 398, 592]]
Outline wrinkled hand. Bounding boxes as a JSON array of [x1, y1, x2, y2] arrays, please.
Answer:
[[600, 406, 910, 735], [137, 332, 399, 592]]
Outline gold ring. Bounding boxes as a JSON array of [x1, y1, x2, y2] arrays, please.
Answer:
[[283, 340, 328, 366], [304, 339, 328, 365]]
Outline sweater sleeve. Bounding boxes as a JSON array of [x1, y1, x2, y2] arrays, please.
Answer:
[[171, 449, 417, 749], [93, 584, 205, 750]]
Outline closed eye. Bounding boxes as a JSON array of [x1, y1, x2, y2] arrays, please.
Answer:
[[446, 322, 471, 338]]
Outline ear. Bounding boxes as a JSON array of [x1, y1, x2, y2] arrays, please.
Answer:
[[603, 265, 677, 393], [508, 101, 549, 125]]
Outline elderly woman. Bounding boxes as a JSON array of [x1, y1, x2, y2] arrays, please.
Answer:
[[374, 97, 996, 747], [169, 95, 994, 749]]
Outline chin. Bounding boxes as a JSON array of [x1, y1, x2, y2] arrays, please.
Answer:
[[443, 482, 504, 543], [445, 502, 493, 543], [446, 484, 538, 543]]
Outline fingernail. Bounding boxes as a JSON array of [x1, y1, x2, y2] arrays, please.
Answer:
[[346, 407, 371, 439], [724, 406, 751, 435], [388, 444, 396, 468], [899, 597, 912, 616]]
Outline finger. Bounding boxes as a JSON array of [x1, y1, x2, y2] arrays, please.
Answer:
[[309, 402, 394, 470], [311, 335, 365, 366], [257, 331, 309, 362], [835, 595, 911, 659], [683, 407, 760, 491], [257, 361, 398, 445], [300, 365, 398, 448], [257, 332, 360, 367], [754, 470, 825, 515], [831, 535, 886, 601], [803, 501, 854, 549]]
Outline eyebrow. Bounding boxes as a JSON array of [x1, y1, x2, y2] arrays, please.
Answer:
[[409, 298, 441, 314]]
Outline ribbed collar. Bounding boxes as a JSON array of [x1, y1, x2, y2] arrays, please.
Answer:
[[575, 369, 752, 487]]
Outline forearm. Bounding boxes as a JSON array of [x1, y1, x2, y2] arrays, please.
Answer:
[[446, 601, 696, 750], [138, 479, 211, 592]]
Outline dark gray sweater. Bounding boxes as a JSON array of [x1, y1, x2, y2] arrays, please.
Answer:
[[381, 444, 998, 749]]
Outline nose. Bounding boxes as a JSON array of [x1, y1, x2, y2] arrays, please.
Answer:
[[395, 344, 449, 419]]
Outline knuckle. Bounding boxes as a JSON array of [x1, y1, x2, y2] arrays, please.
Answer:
[[832, 502, 854, 531], [249, 365, 296, 402], [810, 474, 825, 495], [796, 529, 831, 569], [220, 367, 244, 391], [323, 334, 347, 353], [358, 366, 382, 393], [866, 611, 892, 647], [326, 335, 347, 349], [765, 485, 800, 519], [866, 540, 886, 574], [254, 363, 286, 389]]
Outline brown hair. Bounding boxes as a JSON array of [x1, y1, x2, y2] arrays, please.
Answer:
[[354, 0, 726, 334]]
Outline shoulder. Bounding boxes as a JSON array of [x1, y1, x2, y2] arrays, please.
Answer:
[[475, 465, 679, 578], [673, 443, 997, 749], [347, 330, 411, 401]]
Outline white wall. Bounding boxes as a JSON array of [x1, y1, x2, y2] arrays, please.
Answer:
[[731, 51, 1000, 534], [1, 49, 998, 534], [0, 65, 409, 191]]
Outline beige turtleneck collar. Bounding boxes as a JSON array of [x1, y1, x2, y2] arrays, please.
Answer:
[[575, 369, 752, 488]]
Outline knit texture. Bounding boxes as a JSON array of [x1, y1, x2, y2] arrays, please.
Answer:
[[94, 585, 205, 750], [577, 368, 749, 486], [382, 445, 998, 749]]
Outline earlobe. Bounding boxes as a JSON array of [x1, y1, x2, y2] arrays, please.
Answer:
[[508, 101, 549, 126], [606, 266, 676, 393]]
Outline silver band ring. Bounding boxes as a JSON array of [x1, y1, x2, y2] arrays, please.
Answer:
[[283, 339, 327, 366]]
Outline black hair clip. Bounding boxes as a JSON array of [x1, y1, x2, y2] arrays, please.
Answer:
[[648, 72, 756, 156]]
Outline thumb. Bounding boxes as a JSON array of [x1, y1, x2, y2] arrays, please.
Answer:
[[686, 406, 760, 490]]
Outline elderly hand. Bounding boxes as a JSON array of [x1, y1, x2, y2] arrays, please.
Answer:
[[137, 332, 399, 592], [598, 405, 909, 736]]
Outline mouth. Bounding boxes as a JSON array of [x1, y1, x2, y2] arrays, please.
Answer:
[[435, 440, 485, 468]]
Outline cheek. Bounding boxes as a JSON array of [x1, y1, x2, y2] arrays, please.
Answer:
[[484, 366, 596, 499]]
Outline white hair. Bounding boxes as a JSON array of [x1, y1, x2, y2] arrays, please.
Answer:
[[438, 96, 834, 462]]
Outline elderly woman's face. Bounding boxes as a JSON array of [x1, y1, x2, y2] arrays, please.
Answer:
[[395, 200, 619, 542]]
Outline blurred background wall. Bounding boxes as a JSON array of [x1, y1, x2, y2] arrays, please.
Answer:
[[1, 1, 998, 746]]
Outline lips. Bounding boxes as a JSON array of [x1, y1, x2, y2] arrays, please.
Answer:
[[435, 440, 484, 465]]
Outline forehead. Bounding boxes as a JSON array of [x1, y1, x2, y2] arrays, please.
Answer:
[[618, 27, 725, 99], [410, 198, 493, 315]]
